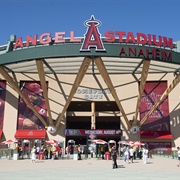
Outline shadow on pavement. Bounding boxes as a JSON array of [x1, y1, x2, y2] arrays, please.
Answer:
[[34, 161, 45, 163], [117, 165, 125, 168]]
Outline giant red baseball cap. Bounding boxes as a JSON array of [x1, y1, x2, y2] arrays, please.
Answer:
[[27, 83, 43, 95]]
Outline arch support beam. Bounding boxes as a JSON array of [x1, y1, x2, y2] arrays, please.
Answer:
[[55, 57, 92, 130], [133, 59, 150, 126], [36, 59, 54, 126], [0, 65, 48, 127], [94, 57, 131, 130], [139, 73, 180, 127]]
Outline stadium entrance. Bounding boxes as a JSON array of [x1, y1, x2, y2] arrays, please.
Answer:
[[65, 101, 122, 147]]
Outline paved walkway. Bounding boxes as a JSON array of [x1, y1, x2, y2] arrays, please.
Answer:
[[0, 156, 179, 180]]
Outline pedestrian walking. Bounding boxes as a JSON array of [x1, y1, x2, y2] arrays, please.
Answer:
[[44, 148, 49, 159], [66, 145, 71, 159], [138, 146, 143, 159], [58, 146, 63, 159], [78, 144, 82, 160], [111, 146, 118, 169], [31, 146, 36, 163], [129, 146, 134, 163], [124, 146, 129, 163], [142, 146, 148, 164], [177, 147, 180, 167]]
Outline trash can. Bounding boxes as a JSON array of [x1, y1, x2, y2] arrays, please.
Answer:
[[73, 146, 78, 160], [104, 151, 110, 160], [38, 151, 44, 160], [13, 150, 18, 160]]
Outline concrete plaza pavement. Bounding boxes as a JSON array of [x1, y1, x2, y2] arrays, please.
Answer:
[[0, 155, 179, 180]]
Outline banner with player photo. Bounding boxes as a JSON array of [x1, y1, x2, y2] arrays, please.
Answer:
[[0, 81, 6, 130], [17, 81, 48, 130], [140, 81, 170, 131]]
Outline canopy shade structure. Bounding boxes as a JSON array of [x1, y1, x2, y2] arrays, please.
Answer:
[[1, 56, 180, 75]]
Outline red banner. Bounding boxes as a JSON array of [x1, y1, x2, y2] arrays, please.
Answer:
[[140, 81, 170, 131], [17, 81, 48, 130], [0, 81, 6, 130]]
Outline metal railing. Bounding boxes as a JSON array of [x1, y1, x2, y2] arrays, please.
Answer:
[[0, 149, 13, 159], [150, 150, 178, 159], [0, 148, 178, 160]]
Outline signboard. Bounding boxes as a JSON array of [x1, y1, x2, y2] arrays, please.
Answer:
[[76, 88, 110, 99], [12, 16, 174, 51], [5, 15, 174, 63], [64, 129, 122, 136]]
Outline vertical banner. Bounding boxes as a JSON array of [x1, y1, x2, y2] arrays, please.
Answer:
[[0, 81, 6, 129], [140, 81, 170, 131], [17, 81, 47, 130]]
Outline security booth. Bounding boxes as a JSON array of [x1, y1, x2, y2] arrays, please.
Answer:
[[87, 139, 97, 154], [108, 140, 116, 152], [67, 139, 75, 154], [17, 139, 31, 159], [57, 141, 64, 158], [23, 139, 31, 159]]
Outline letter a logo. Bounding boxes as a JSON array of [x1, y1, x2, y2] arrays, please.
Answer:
[[80, 15, 106, 52]]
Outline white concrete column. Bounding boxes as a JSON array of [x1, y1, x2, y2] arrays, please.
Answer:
[[91, 102, 95, 129]]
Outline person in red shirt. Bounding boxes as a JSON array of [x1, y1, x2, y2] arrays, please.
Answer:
[[18, 82, 47, 130]]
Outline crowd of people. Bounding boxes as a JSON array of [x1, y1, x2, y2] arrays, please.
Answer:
[[16, 143, 63, 162], [5, 140, 180, 169], [118, 144, 149, 164], [15, 141, 150, 166]]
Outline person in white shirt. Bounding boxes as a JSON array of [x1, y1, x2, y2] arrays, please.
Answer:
[[31, 146, 36, 163], [36, 146, 40, 155], [124, 146, 129, 163], [177, 147, 180, 167], [142, 146, 149, 164], [129, 146, 134, 163]]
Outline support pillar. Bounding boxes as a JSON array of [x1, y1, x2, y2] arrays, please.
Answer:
[[91, 102, 95, 129]]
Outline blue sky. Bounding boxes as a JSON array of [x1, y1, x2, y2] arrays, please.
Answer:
[[0, 0, 180, 45]]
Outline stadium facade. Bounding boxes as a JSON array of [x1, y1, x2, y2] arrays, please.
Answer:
[[0, 15, 180, 151]]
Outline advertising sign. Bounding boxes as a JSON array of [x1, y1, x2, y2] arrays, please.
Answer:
[[65, 129, 122, 136], [17, 81, 48, 130], [140, 81, 170, 131], [0, 81, 6, 130]]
